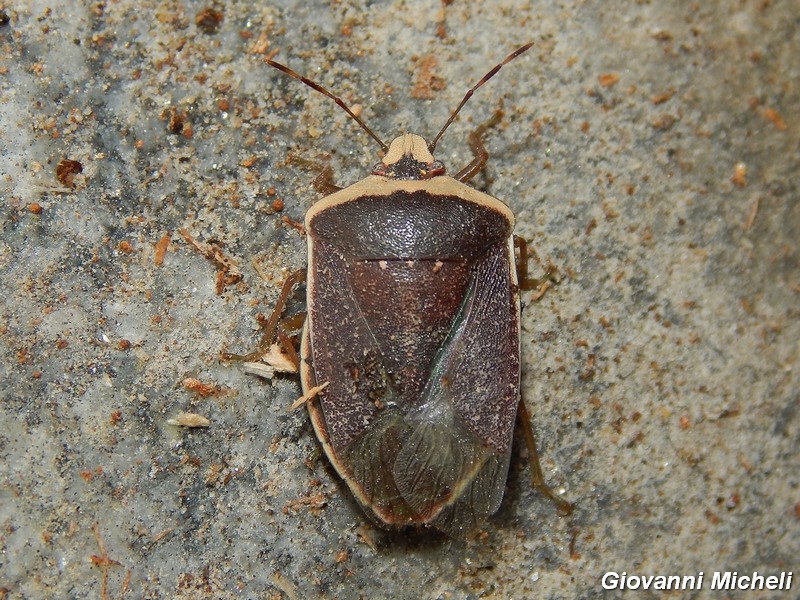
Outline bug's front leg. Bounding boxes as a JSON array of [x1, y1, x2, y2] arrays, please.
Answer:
[[312, 165, 343, 196], [286, 154, 343, 196], [454, 110, 504, 183]]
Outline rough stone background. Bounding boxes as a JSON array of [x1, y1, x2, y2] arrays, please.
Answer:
[[1, 1, 798, 598]]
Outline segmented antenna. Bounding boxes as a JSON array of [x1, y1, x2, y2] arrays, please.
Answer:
[[428, 42, 534, 153], [266, 59, 388, 152], [266, 42, 533, 155]]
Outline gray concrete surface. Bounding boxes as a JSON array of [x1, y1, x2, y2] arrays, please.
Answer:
[[1, 1, 798, 598]]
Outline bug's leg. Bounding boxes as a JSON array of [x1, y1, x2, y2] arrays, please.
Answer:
[[515, 235, 532, 287], [454, 110, 504, 183], [221, 269, 306, 367], [313, 165, 343, 196], [257, 269, 306, 352], [517, 396, 573, 515], [515, 236, 558, 298], [276, 327, 302, 372], [287, 154, 343, 196]]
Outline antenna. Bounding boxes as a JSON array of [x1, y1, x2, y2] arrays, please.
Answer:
[[266, 58, 388, 152], [428, 42, 534, 153]]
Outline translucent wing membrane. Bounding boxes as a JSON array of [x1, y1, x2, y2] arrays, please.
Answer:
[[393, 253, 517, 533]]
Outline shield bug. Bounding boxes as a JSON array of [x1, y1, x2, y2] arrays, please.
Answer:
[[260, 43, 570, 535]]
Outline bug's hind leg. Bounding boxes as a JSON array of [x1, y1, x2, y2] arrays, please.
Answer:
[[517, 396, 573, 516], [454, 110, 504, 183], [515, 238, 570, 513]]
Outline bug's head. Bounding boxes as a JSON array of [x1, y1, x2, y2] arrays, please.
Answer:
[[371, 134, 446, 180]]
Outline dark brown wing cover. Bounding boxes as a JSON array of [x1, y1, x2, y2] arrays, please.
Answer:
[[305, 190, 519, 534]]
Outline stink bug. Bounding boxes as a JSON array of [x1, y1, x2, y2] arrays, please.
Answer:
[[259, 43, 570, 535]]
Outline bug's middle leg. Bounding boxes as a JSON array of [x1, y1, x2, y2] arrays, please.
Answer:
[[514, 236, 559, 300], [222, 268, 306, 370]]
